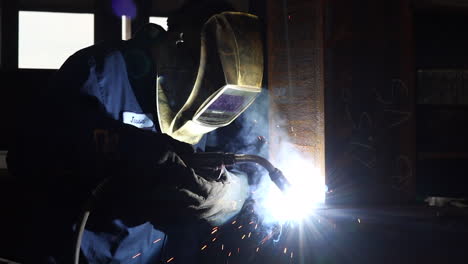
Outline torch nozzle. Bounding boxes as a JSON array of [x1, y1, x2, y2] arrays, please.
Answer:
[[233, 154, 291, 192]]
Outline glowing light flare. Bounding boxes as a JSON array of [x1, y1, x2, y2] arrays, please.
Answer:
[[256, 158, 326, 223], [201, 245, 207, 251], [153, 238, 161, 244], [132, 253, 141, 258], [166, 257, 174, 263]]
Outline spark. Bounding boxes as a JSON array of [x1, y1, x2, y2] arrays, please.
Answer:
[[241, 234, 246, 240], [212, 237, 217, 242], [249, 221, 254, 225], [260, 232, 274, 244], [248, 232, 251, 238], [238, 225, 243, 229], [237, 248, 240, 253], [232, 220, 236, 224], [255, 224, 258, 229], [153, 238, 161, 244], [291, 252, 293, 258], [132, 253, 141, 258], [201, 245, 207, 251], [221, 244, 224, 251], [256, 247, 259, 252], [228, 252, 232, 257], [211, 229, 218, 234], [358, 218, 361, 223], [166, 257, 174, 263], [284, 248, 287, 254]]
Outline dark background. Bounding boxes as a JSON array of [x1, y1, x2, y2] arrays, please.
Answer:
[[1, 0, 468, 263]]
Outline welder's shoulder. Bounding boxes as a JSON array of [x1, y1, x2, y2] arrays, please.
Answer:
[[50, 41, 127, 91], [61, 40, 126, 70]]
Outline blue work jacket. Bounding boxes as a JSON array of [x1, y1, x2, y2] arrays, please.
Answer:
[[37, 40, 206, 264]]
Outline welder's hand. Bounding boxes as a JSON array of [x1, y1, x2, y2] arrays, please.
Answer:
[[185, 167, 249, 226], [147, 153, 249, 227]]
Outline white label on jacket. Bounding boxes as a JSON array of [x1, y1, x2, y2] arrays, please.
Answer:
[[123, 112, 154, 129]]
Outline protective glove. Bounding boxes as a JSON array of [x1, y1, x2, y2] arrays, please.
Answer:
[[146, 152, 250, 228], [87, 148, 248, 230], [184, 166, 249, 226]]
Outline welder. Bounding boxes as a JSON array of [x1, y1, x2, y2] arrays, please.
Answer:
[[6, 1, 263, 263]]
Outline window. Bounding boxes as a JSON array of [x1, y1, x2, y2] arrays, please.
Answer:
[[18, 11, 94, 69], [149, 16, 168, 30], [121, 16, 167, 41]]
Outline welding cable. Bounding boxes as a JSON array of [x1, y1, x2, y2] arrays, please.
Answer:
[[73, 176, 112, 264], [73, 175, 171, 264]]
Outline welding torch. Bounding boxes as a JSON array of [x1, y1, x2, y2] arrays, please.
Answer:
[[181, 152, 292, 192]]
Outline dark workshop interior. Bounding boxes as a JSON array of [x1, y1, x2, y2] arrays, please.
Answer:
[[1, 0, 468, 263]]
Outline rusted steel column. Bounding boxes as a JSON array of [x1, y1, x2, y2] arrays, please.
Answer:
[[266, 0, 326, 176]]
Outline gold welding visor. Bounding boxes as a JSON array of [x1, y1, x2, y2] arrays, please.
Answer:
[[157, 11, 264, 144]]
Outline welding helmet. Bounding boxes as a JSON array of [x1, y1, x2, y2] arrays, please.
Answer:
[[156, 11, 264, 145]]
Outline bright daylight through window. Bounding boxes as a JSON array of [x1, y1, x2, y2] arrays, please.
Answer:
[[149, 16, 168, 30], [18, 11, 94, 69]]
